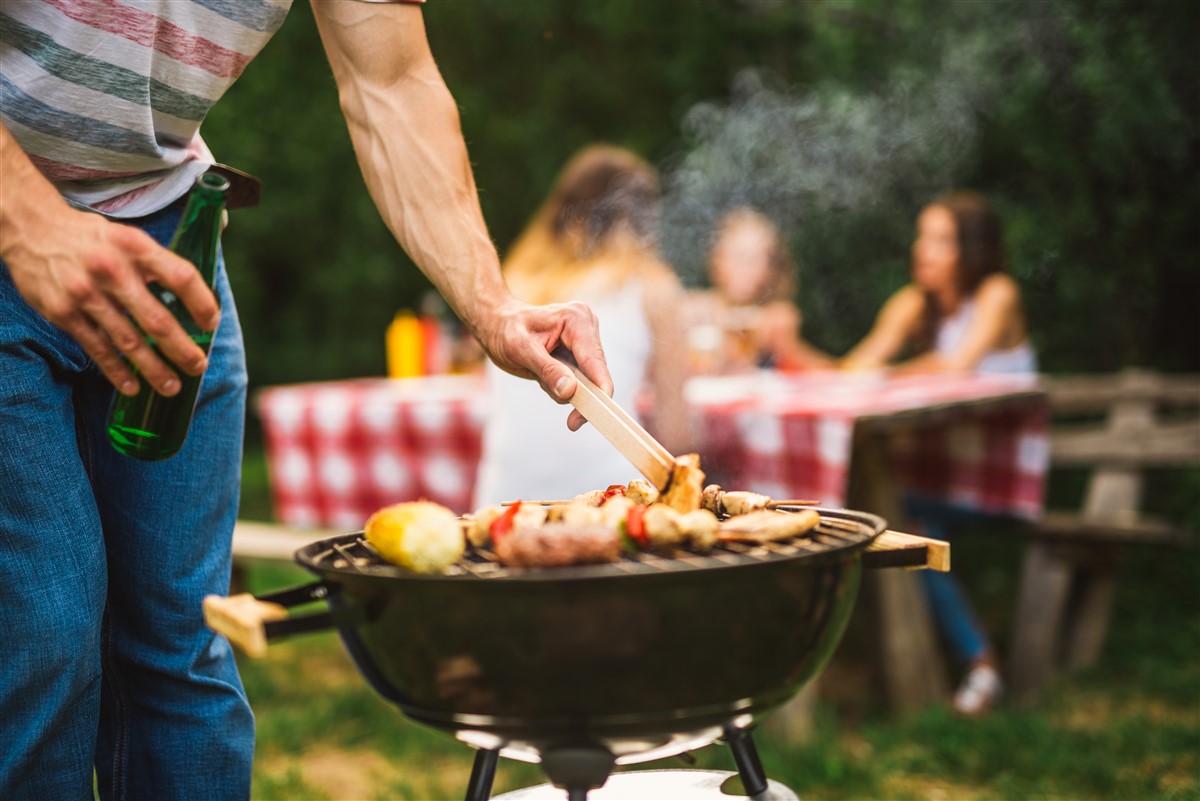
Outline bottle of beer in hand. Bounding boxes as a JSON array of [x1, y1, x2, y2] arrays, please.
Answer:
[[106, 171, 230, 460]]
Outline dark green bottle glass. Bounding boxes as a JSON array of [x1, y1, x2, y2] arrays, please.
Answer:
[[106, 171, 230, 460]]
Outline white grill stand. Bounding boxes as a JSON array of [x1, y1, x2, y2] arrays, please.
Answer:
[[493, 770, 799, 801]]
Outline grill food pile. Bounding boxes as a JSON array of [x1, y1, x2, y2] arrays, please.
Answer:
[[364, 477, 823, 574]]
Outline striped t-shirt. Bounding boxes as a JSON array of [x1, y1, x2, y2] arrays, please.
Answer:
[[1, 0, 294, 218]]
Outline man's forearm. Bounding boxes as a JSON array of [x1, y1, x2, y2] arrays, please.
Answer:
[[0, 123, 73, 259], [311, 2, 509, 338]]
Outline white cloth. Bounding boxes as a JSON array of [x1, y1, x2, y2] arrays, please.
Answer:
[[936, 298, 1037, 375], [473, 276, 654, 507]]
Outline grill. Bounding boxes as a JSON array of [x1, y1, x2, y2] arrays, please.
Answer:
[[302, 509, 875, 582], [209, 507, 886, 800]]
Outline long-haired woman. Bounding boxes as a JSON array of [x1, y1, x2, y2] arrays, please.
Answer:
[[843, 191, 1036, 716], [473, 145, 691, 506], [843, 190, 1035, 374]]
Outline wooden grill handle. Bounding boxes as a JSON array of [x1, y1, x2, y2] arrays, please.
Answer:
[[203, 593, 287, 658], [863, 530, 951, 572]]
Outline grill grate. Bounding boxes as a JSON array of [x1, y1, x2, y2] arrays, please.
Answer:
[[300, 509, 879, 582]]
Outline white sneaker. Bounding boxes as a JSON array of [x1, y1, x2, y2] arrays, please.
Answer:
[[953, 664, 1002, 717]]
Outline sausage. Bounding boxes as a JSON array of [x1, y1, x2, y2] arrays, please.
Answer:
[[494, 521, 621, 567]]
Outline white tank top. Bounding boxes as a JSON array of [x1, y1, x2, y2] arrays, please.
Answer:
[[936, 298, 1037, 374], [473, 275, 654, 507]]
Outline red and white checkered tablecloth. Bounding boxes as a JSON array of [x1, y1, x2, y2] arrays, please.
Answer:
[[685, 371, 1049, 519], [257, 371, 1049, 530], [257, 375, 490, 529]]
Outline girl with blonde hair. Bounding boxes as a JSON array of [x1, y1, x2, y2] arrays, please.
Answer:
[[687, 208, 832, 374], [473, 145, 691, 505]]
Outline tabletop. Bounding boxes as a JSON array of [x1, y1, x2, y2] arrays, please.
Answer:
[[257, 370, 1049, 530], [685, 370, 1049, 519]]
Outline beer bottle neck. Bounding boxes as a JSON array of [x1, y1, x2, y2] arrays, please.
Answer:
[[170, 172, 230, 285]]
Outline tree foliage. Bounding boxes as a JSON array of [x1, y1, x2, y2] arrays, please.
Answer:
[[203, 0, 1199, 388]]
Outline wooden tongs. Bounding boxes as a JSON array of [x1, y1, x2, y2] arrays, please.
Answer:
[[555, 349, 675, 492]]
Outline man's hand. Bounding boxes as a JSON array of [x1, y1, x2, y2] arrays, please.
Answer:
[[1, 124, 218, 397], [475, 299, 613, 431]]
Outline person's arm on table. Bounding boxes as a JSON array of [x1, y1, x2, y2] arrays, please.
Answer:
[[756, 300, 834, 370], [0, 124, 219, 397], [311, 1, 609, 429], [839, 285, 922, 370], [892, 274, 1023, 374]]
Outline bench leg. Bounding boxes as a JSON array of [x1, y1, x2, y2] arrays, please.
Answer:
[[1008, 541, 1073, 705], [1063, 563, 1118, 671], [872, 568, 949, 709]]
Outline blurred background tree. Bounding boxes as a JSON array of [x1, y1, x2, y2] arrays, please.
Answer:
[[203, 0, 1198, 391]]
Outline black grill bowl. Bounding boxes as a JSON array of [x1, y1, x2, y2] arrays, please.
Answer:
[[289, 506, 882, 764]]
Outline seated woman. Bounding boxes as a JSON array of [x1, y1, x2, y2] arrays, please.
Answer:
[[843, 190, 1036, 716], [842, 191, 1035, 374], [472, 145, 691, 507], [685, 208, 832, 375]]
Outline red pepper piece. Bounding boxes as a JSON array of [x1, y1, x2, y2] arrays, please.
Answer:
[[490, 501, 522, 543], [601, 484, 626, 503], [625, 503, 648, 547]]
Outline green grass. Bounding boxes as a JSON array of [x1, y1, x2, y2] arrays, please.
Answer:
[[237, 445, 1199, 799]]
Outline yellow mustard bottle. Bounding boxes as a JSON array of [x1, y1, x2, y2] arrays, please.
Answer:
[[386, 310, 424, 378]]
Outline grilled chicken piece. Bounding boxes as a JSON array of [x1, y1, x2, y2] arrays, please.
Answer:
[[514, 503, 549, 529], [559, 502, 605, 527], [467, 504, 548, 546], [661, 453, 706, 514], [720, 490, 772, 516], [573, 489, 606, 507], [599, 495, 635, 528], [467, 506, 503, 547], [625, 479, 659, 506], [642, 503, 682, 547], [677, 509, 720, 552], [717, 509, 821, 544], [495, 522, 620, 567], [642, 504, 720, 552]]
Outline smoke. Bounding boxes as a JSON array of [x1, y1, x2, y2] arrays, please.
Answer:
[[657, 6, 1064, 296]]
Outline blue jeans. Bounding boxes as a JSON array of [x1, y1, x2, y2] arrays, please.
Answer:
[[0, 203, 253, 800], [905, 495, 1003, 667]]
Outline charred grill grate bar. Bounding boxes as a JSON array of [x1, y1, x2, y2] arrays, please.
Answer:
[[309, 511, 873, 581]]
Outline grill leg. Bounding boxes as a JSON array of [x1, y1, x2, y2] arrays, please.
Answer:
[[540, 745, 615, 801], [465, 748, 499, 801], [724, 725, 768, 797]]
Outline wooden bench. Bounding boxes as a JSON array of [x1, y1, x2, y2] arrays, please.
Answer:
[[229, 520, 337, 591], [1007, 369, 1199, 704]]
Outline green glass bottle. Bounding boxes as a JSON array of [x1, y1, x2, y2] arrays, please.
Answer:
[[106, 171, 230, 460]]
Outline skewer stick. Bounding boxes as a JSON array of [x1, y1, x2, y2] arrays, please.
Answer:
[[501, 498, 823, 508]]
